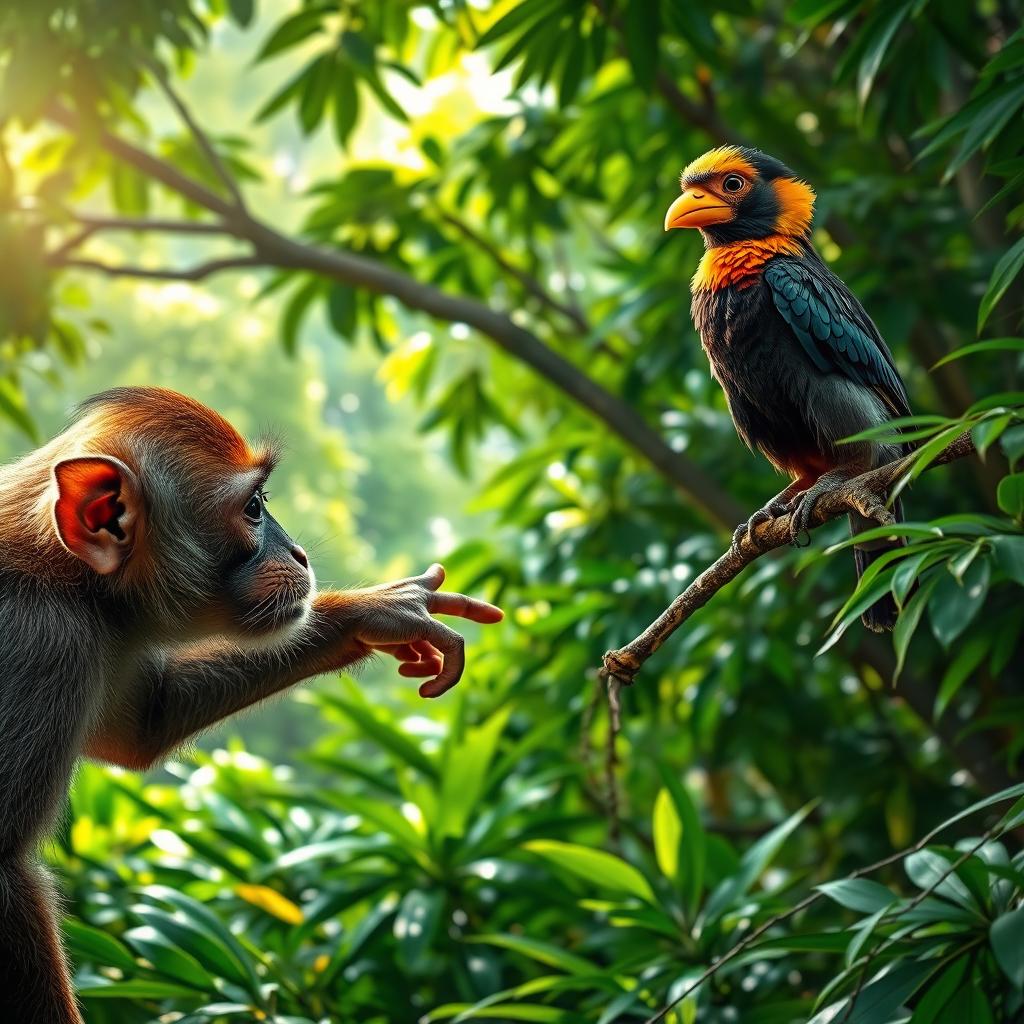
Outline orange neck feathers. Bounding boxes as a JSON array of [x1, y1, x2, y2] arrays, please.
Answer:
[[691, 235, 804, 293]]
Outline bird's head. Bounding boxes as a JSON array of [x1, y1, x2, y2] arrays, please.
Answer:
[[664, 146, 815, 245]]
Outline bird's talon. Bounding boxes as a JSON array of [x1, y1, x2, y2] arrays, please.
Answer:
[[732, 507, 775, 552]]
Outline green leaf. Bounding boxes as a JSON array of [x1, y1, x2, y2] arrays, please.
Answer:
[[928, 557, 990, 648], [522, 840, 655, 903], [857, 1, 912, 108], [972, 414, 1012, 457], [703, 802, 816, 923], [905, 849, 978, 910], [227, 0, 255, 28], [935, 632, 990, 719], [122, 926, 216, 989], [979, 235, 1024, 332], [1002, 424, 1024, 468], [254, 62, 315, 122], [256, 5, 330, 61], [0, 377, 39, 440], [623, 0, 659, 91], [298, 54, 334, 134], [656, 764, 706, 914], [63, 920, 138, 973], [325, 691, 439, 779], [130, 905, 252, 990], [438, 705, 511, 839], [281, 278, 322, 356], [816, 879, 896, 913], [990, 906, 1024, 988], [997, 472, 1024, 519], [136, 887, 260, 995], [395, 889, 443, 971], [932, 337, 1024, 366], [326, 283, 358, 339], [652, 788, 682, 881], [430, 1004, 564, 1022], [991, 535, 1024, 584], [466, 934, 593, 975], [945, 80, 1024, 180], [475, 0, 563, 48], [843, 960, 939, 1023], [76, 979, 203, 999], [909, 957, 970, 1023], [929, 981, 995, 1023], [332, 64, 360, 148]]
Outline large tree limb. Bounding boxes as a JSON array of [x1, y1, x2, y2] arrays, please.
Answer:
[[43, 105, 743, 531], [601, 433, 977, 686]]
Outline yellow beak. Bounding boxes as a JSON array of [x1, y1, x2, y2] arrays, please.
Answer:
[[664, 190, 734, 230]]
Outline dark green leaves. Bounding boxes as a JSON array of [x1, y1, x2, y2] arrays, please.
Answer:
[[979, 237, 1024, 333], [997, 473, 1024, 520], [623, 1, 659, 91], [990, 907, 1024, 988]]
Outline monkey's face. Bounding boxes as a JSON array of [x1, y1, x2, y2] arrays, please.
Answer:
[[49, 388, 317, 643], [215, 482, 315, 640]]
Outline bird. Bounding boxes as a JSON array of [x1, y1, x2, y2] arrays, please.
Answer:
[[664, 145, 911, 631]]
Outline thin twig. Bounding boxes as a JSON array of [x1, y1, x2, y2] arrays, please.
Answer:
[[48, 215, 232, 261], [642, 783, 1018, 1024], [437, 210, 591, 335], [579, 675, 604, 789], [52, 255, 264, 281], [601, 433, 977, 686], [838, 827, 996, 1022], [140, 53, 248, 213], [605, 676, 623, 846]]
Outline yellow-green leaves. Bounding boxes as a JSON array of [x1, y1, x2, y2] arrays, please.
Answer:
[[522, 839, 655, 904]]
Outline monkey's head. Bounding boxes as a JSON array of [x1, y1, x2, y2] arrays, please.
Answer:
[[49, 387, 313, 641]]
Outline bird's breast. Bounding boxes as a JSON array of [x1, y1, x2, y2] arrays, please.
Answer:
[[691, 235, 804, 293]]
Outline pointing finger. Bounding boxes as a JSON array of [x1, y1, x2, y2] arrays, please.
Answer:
[[429, 591, 504, 623]]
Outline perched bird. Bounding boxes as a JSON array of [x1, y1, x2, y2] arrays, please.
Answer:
[[664, 146, 910, 631]]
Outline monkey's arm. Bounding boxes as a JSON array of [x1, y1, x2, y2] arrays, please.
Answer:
[[85, 566, 501, 769]]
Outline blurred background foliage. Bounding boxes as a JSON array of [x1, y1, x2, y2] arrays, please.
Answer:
[[1, 0, 1024, 1020]]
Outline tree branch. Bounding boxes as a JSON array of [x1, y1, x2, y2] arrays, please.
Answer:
[[54, 255, 264, 281], [601, 433, 977, 686], [48, 215, 232, 261], [44, 105, 743, 532], [140, 53, 248, 213]]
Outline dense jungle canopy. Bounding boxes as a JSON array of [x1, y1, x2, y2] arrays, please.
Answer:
[[1, 0, 1024, 1021]]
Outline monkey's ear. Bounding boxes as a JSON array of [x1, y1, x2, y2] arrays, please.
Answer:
[[52, 456, 142, 575]]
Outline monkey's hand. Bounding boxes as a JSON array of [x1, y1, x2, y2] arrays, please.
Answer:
[[313, 564, 503, 698]]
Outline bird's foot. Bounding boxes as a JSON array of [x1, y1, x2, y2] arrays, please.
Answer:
[[731, 496, 794, 552], [787, 469, 855, 546]]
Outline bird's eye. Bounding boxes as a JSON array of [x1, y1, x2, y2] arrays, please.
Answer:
[[243, 491, 264, 522], [722, 174, 745, 193]]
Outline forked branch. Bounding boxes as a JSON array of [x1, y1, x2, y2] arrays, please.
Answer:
[[601, 432, 977, 686]]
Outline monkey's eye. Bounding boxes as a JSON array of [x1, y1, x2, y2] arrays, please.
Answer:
[[722, 173, 745, 193], [243, 491, 265, 523]]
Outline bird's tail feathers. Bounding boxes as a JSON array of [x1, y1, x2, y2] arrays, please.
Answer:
[[850, 495, 906, 633]]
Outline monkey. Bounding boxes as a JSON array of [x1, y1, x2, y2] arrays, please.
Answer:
[[0, 386, 503, 1023]]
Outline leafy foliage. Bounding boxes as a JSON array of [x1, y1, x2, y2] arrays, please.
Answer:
[[0, 0, 1023, 1021]]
